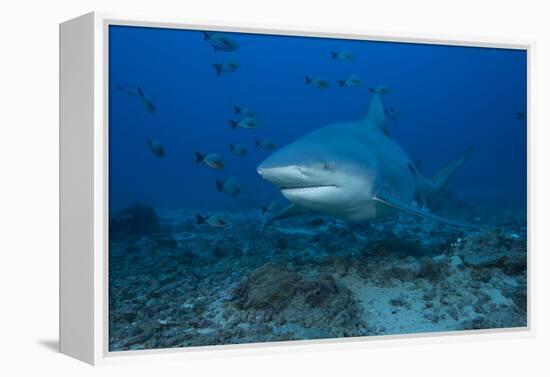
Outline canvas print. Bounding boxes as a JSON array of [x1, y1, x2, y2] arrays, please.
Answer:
[[108, 25, 527, 351]]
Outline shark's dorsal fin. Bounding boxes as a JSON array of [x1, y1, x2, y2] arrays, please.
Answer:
[[363, 93, 389, 136]]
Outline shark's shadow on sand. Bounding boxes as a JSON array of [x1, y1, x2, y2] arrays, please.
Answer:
[[257, 93, 471, 227]]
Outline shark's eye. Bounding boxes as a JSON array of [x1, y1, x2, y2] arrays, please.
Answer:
[[322, 162, 330, 170]]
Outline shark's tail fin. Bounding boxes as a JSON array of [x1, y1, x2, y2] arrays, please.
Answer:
[[416, 146, 473, 211], [305, 76, 312, 84], [338, 80, 346, 87], [431, 146, 473, 192]]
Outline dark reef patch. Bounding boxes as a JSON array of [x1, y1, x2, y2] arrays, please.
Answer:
[[110, 203, 160, 239], [233, 263, 301, 311], [230, 263, 367, 338]]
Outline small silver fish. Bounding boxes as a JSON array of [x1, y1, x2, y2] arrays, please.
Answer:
[[229, 143, 247, 157], [234, 106, 256, 118], [260, 200, 284, 215], [212, 61, 239, 76], [331, 50, 353, 61], [202, 31, 240, 52], [137, 86, 156, 113], [216, 177, 242, 198], [338, 75, 362, 87], [195, 213, 230, 228], [229, 117, 261, 130], [369, 85, 391, 95], [254, 139, 277, 150], [305, 76, 330, 89], [194, 151, 225, 169], [147, 139, 165, 158]]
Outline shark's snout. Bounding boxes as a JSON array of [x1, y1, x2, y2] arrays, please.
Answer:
[[257, 164, 304, 188]]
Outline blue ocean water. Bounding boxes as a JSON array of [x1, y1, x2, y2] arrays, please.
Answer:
[[109, 26, 527, 213], [108, 25, 527, 351]]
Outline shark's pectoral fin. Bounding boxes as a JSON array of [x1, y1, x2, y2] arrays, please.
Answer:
[[264, 203, 309, 224], [373, 191, 467, 227]]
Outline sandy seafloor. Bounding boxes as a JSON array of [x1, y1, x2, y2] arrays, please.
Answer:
[[108, 199, 527, 351]]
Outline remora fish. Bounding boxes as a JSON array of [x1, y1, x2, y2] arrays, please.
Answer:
[[202, 31, 240, 52], [257, 93, 471, 226]]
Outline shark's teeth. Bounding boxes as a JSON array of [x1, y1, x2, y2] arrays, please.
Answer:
[[281, 185, 338, 194]]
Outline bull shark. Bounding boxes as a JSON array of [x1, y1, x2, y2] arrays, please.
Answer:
[[257, 93, 471, 226]]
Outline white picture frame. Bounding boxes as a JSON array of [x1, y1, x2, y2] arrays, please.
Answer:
[[59, 11, 535, 365]]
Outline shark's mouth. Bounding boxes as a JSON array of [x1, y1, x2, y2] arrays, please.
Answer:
[[280, 184, 339, 194]]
